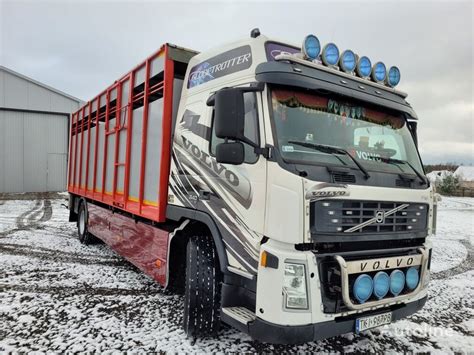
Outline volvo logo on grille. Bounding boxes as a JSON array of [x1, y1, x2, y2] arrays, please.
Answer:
[[344, 203, 410, 233], [375, 210, 385, 224]]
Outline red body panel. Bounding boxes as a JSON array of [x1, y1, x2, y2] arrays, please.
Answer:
[[68, 44, 182, 223], [88, 203, 169, 285]]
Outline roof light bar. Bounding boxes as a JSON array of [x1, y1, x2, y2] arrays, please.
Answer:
[[297, 34, 401, 87]]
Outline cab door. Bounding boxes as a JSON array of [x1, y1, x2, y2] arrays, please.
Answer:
[[199, 89, 267, 274]]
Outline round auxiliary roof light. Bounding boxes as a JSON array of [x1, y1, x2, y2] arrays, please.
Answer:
[[356, 56, 372, 78], [387, 66, 401, 87], [302, 34, 321, 60], [339, 50, 356, 73], [371, 61, 387, 83], [322, 43, 340, 66]]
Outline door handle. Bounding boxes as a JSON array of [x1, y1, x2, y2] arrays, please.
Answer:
[[199, 189, 211, 201]]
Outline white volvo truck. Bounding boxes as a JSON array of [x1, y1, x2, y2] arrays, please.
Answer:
[[69, 29, 436, 344]]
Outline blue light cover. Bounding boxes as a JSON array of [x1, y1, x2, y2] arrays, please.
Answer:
[[302, 34, 321, 60], [373, 271, 390, 299], [387, 66, 401, 87], [339, 50, 356, 73], [353, 274, 373, 303], [372, 61, 387, 82], [322, 43, 340, 66], [405, 267, 420, 290], [356, 56, 372, 78], [390, 269, 405, 296]]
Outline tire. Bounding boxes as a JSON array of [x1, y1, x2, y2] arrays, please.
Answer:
[[183, 235, 222, 337], [77, 201, 93, 245]]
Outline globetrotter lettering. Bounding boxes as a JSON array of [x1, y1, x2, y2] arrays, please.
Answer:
[[187, 45, 253, 88], [182, 136, 239, 187], [189, 53, 251, 82]]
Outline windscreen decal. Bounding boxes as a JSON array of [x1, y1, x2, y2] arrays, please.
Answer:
[[187, 45, 252, 88]]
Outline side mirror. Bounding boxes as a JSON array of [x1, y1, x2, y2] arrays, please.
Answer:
[[216, 142, 245, 165], [214, 88, 245, 141]]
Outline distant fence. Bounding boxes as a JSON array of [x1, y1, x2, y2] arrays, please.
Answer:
[[449, 187, 474, 197], [437, 187, 474, 198]]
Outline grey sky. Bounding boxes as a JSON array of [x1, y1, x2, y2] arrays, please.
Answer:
[[1, 0, 472, 164]]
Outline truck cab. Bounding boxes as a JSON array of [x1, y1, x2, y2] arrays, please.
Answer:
[[168, 30, 435, 343]]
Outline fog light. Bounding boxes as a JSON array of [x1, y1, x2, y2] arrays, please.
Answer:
[[353, 274, 373, 303], [283, 263, 308, 309], [390, 269, 405, 296], [406, 267, 420, 290], [373, 271, 390, 299]]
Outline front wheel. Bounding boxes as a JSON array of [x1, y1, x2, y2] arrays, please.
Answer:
[[183, 235, 222, 337]]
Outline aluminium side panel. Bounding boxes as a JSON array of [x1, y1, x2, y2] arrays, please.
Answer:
[[96, 121, 105, 191], [70, 121, 76, 187], [129, 107, 144, 201], [75, 131, 82, 187], [143, 98, 163, 205], [116, 79, 130, 195], [105, 118, 115, 194], [88, 124, 96, 189], [81, 122, 89, 189], [116, 113, 127, 194]]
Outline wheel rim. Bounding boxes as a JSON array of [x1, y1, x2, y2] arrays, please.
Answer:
[[79, 209, 85, 235]]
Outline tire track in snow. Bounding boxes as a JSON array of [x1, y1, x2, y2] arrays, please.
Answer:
[[0, 243, 128, 268], [0, 283, 163, 297], [1, 200, 53, 238], [431, 239, 473, 280]]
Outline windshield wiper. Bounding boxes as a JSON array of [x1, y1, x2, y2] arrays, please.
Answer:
[[288, 141, 371, 179], [379, 157, 427, 185]]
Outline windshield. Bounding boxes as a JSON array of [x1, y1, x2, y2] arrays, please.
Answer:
[[270, 87, 423, 175]]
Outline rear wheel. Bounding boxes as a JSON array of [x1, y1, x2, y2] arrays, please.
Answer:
[[183, 235, 222, 337], [77, 202, 93, 245]]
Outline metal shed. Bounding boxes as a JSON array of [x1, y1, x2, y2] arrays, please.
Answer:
[[0, 66, 83, 193]]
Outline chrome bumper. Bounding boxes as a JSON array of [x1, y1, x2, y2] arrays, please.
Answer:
[[334, 247, 429, 310]]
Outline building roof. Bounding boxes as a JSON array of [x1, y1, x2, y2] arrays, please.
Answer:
[[0, 65, 83, 103], [454, 166, 474, 181]]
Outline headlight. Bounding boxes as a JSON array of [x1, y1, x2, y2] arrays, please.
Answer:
[[283, 263, 308, 309]]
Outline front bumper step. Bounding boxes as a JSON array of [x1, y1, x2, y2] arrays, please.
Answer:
[[221, 297, 428, 344], [222, 307, 256, 324]]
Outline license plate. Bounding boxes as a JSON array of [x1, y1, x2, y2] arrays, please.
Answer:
[[355, 312, 392, 333]]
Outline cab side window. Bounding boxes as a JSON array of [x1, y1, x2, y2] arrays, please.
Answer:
[[210, 92, 259, 164]]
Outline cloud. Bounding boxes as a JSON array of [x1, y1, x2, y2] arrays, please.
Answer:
[[1, 0, 473, 164]]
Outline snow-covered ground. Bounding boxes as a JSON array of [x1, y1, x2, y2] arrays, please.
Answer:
[[0, 196, 473, 352]]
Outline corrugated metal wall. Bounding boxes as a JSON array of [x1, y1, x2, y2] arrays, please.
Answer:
[[0, 111, 68, 192], [0, 66, 82, 193]]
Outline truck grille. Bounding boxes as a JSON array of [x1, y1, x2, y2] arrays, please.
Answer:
[[311, 200, 428, 234]]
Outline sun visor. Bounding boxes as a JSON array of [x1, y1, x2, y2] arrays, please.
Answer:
[[256, 61, 417, 119]]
